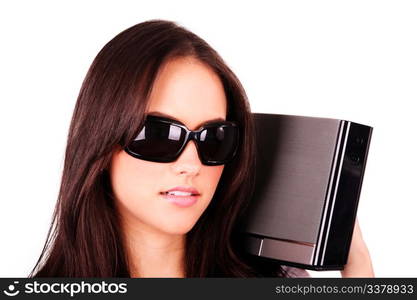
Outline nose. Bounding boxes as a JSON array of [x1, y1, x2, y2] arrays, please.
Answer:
[[171, 140, 202, 175]]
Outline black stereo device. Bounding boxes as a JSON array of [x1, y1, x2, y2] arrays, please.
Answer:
[[240, 113, 372, 271]]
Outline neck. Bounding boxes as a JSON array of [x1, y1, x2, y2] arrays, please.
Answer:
[[121, 217, 186, 278]]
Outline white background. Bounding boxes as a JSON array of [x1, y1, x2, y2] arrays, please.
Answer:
[[0, 0, 416, 277]]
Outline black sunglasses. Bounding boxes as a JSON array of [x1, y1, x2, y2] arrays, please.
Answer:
[[124, 115, 240, 166]]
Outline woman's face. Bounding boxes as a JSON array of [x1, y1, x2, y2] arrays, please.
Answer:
[[110, 57, 227, 235]]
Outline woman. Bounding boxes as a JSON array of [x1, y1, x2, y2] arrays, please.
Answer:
[[30, 20, 373, 277]]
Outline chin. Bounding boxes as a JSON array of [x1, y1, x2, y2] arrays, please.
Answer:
[[160, 221, 198, 235]]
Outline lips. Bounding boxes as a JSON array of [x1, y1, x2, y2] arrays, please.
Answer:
[[161, 186, 200, 196], [160, 186, 200, 208]]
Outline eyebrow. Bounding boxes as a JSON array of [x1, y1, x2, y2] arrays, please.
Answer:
[[147, 111, 226, 129]]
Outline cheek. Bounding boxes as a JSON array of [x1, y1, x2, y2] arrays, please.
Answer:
[[201, 166, 224, 199], [109, 152, 164, 226], [111, 154, 159, 202]]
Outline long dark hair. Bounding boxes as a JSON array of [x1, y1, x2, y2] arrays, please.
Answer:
[[30, 19, 287, 277]]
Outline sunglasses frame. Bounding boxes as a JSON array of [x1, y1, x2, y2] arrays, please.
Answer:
[[124, 115, 240, 166]]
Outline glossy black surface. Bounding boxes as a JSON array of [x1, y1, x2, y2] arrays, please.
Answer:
[[239, 113, 373, 270]]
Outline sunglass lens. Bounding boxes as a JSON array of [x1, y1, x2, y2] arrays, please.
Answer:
[[198, 125, 239, 164], [127, 120, 186, 161]]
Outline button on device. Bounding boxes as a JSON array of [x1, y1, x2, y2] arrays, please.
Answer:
[[355, 137, 364, 145], [349, 153, 360, 165]]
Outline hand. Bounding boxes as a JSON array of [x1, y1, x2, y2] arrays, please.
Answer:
[[340, 218, 375, 277]]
